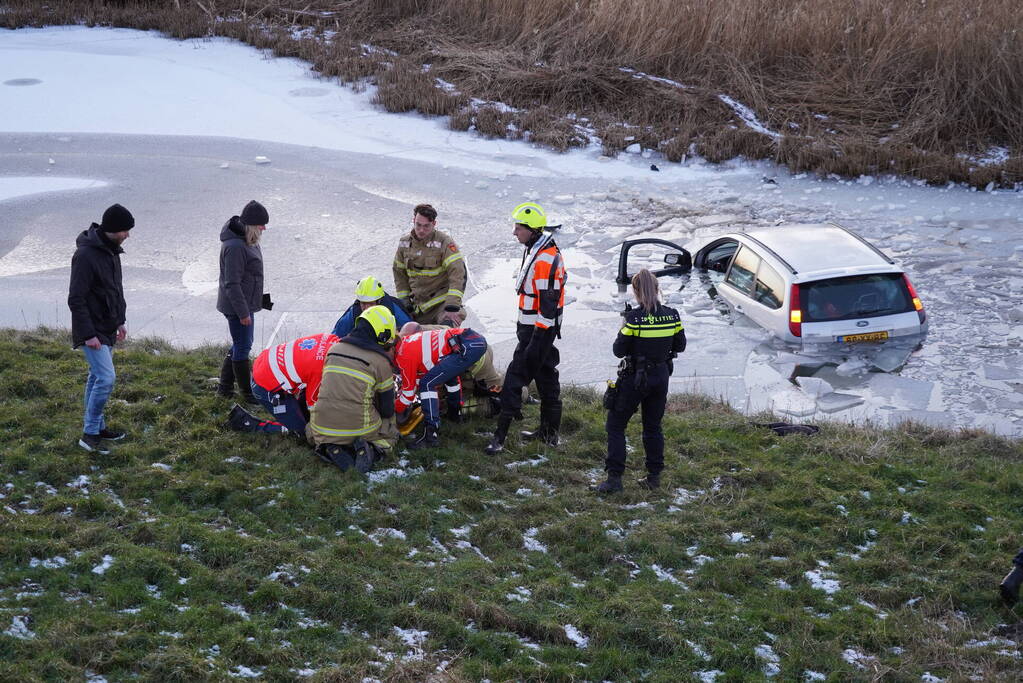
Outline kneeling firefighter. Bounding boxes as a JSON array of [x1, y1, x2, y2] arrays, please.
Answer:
[[597, 269, 686, 493], [309, 306, 399, 473]]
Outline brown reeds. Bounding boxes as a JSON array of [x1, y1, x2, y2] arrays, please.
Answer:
[[5, 0, 1021, 186]]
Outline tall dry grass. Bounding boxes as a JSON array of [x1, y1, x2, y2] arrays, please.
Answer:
[[4, 0, 1021, 186]]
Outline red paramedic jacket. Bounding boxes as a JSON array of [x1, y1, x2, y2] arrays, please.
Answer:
[[393, 327, 463, 412], [252, 333, 338, 408]]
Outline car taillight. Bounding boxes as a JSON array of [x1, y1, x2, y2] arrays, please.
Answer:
[[788, 284, 802, 337], [903, 274, 926, 324]]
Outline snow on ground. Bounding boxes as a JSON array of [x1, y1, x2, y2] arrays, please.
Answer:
[[2, 26, 1022, 434]]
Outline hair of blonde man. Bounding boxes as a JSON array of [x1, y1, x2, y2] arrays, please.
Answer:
[[631, 269, 661, 314], [245, 225, 262, 247]]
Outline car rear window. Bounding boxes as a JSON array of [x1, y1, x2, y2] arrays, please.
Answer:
[[801, 273, 913, 322]]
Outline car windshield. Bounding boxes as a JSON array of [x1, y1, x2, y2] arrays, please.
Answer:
[[801, 273, 913, 322]]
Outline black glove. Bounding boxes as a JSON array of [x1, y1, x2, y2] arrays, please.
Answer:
[[262, 293, 274, 311]]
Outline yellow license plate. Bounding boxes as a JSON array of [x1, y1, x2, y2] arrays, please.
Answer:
[[839, 331, 889, 343]]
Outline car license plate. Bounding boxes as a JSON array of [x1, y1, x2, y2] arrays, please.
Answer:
[[839, 331, 889, 343]]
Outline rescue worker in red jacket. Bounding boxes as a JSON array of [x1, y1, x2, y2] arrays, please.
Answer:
[[485, 202, 567, 455], [226, 332, 338, 435], [394, 322, 488, 449]]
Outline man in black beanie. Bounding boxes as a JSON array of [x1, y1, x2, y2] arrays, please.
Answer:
[[68, 203, 134, 454]]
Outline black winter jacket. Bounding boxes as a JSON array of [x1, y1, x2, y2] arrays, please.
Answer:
[[68, 225, 126, 348], [216, 217, 264, 319]]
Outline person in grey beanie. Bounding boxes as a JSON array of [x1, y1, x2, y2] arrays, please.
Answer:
[[68, 203, 134, 454], [216, 200, 270, 404]]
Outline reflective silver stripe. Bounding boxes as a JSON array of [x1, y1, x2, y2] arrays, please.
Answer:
[[421, 333, 434, 370], [535, 280, 561, 290], [536, 314, 556, 327], [401, 389, 416, 398], [518, 311, 538, 324], [283, 341, 302, 388], [421, 391, 439, 400], [521, 293, 536, 302], [445, 383, 460, 392], [534, 252, 556, 265], [268, 348, 293, 392]]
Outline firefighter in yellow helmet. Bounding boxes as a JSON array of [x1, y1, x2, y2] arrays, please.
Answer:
[[485, 202, 567, 455], [393, 203, 467, 326], [309, 305, 398, 474], [331, 275, 414, 338]]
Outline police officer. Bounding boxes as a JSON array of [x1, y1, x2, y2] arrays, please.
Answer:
[[597, 269, 685, 492], [393, 204, 467, 326], [485, 202, 567, 455]]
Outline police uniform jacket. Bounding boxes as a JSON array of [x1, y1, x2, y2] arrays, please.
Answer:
[[613, 303, 686, 366]]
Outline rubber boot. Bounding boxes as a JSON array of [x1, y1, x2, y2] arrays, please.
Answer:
[[596, 473, 623, 493], [217, 352, 235, 397], [637, 472, 661, 490], [1000, 565, 1023, 606], [353, 438, 376, 473], [232, 359, 260, 405], [315, 443, 355, 472], [485, 416, 511, 455], [521, 403, 561, 446], [409, 426, 440, 451], [226, 404, 260, 432]]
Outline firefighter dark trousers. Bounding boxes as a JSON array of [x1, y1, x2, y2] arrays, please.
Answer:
[[498, 324, 561, 421], [419, 329, 487, 428], [605, 362, 669, 477]]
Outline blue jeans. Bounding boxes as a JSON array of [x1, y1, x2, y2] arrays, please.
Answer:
[[418, 329, 487, 428], [226, 313, 255, 361], [82, 344, 116, 435], [251, 381, 307, 434]]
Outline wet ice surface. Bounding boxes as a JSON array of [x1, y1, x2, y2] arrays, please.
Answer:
[[1, 26, 1021, 435]]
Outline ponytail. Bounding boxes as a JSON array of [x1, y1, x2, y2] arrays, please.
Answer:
[[631, 269, 661, 314]]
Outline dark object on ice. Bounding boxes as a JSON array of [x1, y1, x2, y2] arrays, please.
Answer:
[[754, 421, 820, 436], [650, 164, 660, 172], [762, 176, 777, 185], [261, 293, 274, 310]]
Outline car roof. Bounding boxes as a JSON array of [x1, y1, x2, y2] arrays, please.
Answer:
[[739, 223, 900, 278]]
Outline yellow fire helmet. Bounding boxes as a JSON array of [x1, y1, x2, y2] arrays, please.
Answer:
[[358, 305, 397, 346], [511, 202, 547, 230], [354, 275, 385, 303]]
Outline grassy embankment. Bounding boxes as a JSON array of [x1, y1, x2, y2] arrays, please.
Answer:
[[3, 0, 1022, 189], [1, 328, 1022, 681]]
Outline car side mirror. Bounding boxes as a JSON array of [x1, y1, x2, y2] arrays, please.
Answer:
[[664, 253, 683, 266]]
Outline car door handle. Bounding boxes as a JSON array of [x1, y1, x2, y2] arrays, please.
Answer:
[[734, 303, 744, 311]]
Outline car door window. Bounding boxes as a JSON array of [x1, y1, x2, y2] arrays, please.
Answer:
[[725, 245, 759, 296], [703, 241, 739, 272], [753, 260, 784, 309]]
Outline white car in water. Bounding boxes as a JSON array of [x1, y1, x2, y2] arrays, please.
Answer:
[[691, 223, 928, 346]]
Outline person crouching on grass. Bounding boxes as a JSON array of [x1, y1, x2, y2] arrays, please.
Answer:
[[597, 269, 686, 493]]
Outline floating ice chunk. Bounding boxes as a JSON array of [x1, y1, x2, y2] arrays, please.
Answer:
[[625, 143, 641, 154], [817, 392, 865, 413], [835, 357, 869, 377], [563, 624, 589, 648], [254, 156, 271, 164], [796, 376, 833, 397], [870, 347, 913, 373]]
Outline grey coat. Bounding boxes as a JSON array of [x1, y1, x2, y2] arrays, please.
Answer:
[[216, 217, 264, 318]]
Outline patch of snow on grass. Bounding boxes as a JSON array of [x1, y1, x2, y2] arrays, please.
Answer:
[[563, 624, 589, 648], [842, 648, 876, 670], [523, 527, 548, 553], [650, 564, 687, 588], [228, 665, 264, 678], [695, 671, 725, 682], [366, 466, 424, 486], [3, 615, 36, 640], [369, 528, 407, 545], [91, 555, 114, 575], [687, 640, 712, 661], [505, 456, 548, 469], [393, 626, 429, 661], [755, 643, 781, 677], [727, 531, 753, 543], [804, 569, 840, 594], [506, 586, 532, 603], [29, 556, 68, 569]]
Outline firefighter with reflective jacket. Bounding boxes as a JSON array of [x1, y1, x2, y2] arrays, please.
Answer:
[[226, 332, 338, 436], [393, 203, 467, 326], [597, 269, 686, 493], [485, 202, 567, 455], [309, 306, 399, 474], [332, 275, 413, 338], [394, 322, 488, 449]]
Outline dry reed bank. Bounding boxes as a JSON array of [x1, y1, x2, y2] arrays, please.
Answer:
[[4, 0, 1022, 187]]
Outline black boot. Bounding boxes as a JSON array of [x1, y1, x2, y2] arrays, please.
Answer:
[[596, 473, 623, 493], [315, 443, 354, 472], [353, 439, 377, 473], [485, 416, 511, 455], [226, 404, 260, 432], [232, 359, 259, 405], [409, 426, 439, 451], [637, 473, 661, 490], [1000, 565, 1023, 606], [217, 352, 235, 397]]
